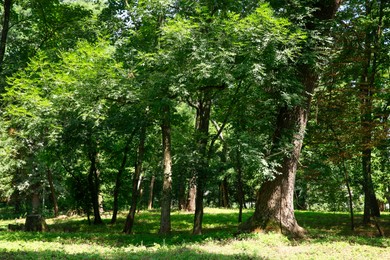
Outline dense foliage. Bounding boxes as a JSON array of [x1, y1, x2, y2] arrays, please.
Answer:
[[0, 0, 388, 236]]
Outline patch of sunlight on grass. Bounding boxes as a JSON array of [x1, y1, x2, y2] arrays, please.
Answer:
[[1, 209, 390, 259]]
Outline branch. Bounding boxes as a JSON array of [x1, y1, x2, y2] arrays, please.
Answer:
[[207, 80, 244, 159]]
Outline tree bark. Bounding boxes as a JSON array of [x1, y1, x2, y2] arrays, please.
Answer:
[[219, 141, 230, 208], [239, 0, 342, 238], [360, 0, 383, 224], [123, 125, 146, 234], [148, 175, 155, 210], [193, 94, 211, 235], [111, 132, 135, 224], [186, 176, 196, 211], [235, 147, 245, 223], [0, 0, 11, 72], [219, 177, 229, 208], [88, 151, 103, 225], [46, 169, 59, 217], [159, 104, 173, 234], [239, 105, 308, 237]]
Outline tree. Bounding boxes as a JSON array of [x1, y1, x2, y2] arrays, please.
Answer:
[[240, 0, 343, 237], [0, 0, 12, 72]]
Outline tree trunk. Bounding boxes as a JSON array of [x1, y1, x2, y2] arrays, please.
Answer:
[[47, 169, 59, 217], [0, 0, 11, 72], [111, 134, 134, 224], [219, 177, 229, 208], [137, 173, 144, 213], [88, 151, 103, 225], [360, 0, 383, 224], [235, 147, 245, 223], [239, 0, 342, 238], [343, 164, 355, 231], [193, 95, 211, 235], [177, 172, 186, 210], [148, 175, 155, 210], [186, 176, 196, 211], [123, 125, 146, 234], [159, 104, 173, 234], [219, 141, 229, 208]]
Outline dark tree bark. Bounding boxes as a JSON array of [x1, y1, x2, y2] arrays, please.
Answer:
[[360, 0, 383, 224], [88, 151, 103, 225], [235, 147, 245, 223], [111, 131, 136, 224], [159, 104, 173, 234], [219, 177, 229, 208], [123, 125, 146, 234], [0, 0, 12, 72], [193, 94, 211, 235], [239, 105, 309, 237], [47, 169, 59, 217], [148, 175, 155, 210], [240, 0, 342, 237]]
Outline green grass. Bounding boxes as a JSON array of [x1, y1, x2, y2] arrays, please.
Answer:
[[0, 208, 389, 259]]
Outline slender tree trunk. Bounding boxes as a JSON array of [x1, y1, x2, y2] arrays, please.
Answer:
[[46, 169, 59, 217], [343, 165, 354, 231], [239, 0, 342, 238], [123, 125, 146, 234], [176, 173, 185, 210], [361, 0, 383, 224], [219, 177, 229, 208], [236, 147, 245, 223], [137, 174, 144, 213], [88, 151, 103, 225], [193, 95, 211, 235], [0, 0, 11, 72], [330, 126, 355, 231], [159, 104, 173, 234], [148, 175, 155, 210], [219, 142, 229, 208], [186, 176, 196, 211], [111, 132, 136, 224]]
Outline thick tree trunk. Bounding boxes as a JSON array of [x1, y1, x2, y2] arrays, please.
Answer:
[[47, 169, 59, 217], [123, 125, 146, 234], [0, 0, 11, 72], [240, 103, 310, 237], [193, 95, 211, 235], [239, 0, 342, 238], [88, 151, 103, 225], [111, 135, 134, 224], [159, 104, 173, 234], [148, 175, 155, 210]]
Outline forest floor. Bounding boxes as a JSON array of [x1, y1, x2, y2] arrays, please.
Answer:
[[0, 208, 389, 259]]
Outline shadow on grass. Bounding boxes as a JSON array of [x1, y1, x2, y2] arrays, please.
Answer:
[[1, 209, 389, 250], [296, 211, 390, 248], [0, 247, 253, 260]]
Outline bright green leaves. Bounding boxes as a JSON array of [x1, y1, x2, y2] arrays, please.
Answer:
[[3, 39, 127, 145], [158, 3, 305, 96]]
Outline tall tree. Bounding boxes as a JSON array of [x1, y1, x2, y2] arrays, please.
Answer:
[[240, 0, 342, 237], [123, 124, 147, 234], [0, 0, 12, 73]]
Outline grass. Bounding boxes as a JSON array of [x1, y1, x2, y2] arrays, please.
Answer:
[[0, 208, 389, 259]]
